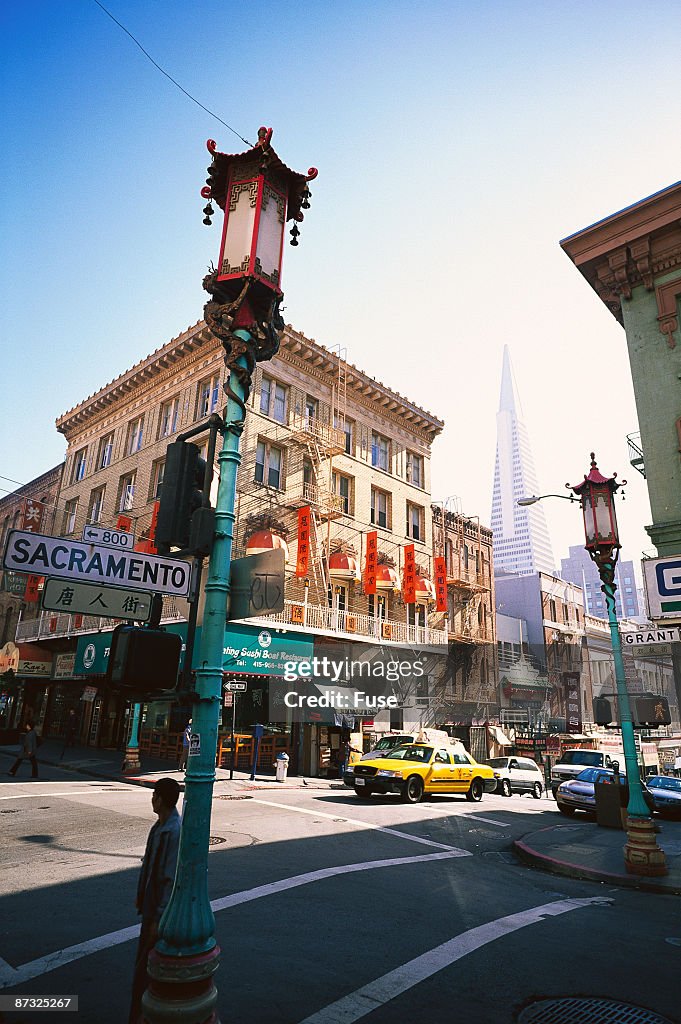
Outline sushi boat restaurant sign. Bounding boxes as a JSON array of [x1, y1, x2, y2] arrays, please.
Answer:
[[0, 641, 52, 678]]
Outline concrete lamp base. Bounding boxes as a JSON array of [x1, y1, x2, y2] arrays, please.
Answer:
[[141, 946, 221, 1024], [121, 748, 142, 775], [624, 816, 668, 877]]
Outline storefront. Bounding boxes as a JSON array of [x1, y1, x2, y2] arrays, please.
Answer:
[[0, 643, 53, 732]]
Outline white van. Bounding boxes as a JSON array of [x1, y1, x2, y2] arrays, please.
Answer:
[[550, 748, 622, 797]]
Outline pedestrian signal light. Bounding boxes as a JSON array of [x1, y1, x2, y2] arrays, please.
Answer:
[[593, 696, 615, 727], [633, 693, 671, 728], [106, 624, 182, 694]]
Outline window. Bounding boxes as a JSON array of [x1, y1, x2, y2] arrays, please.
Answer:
[[98, 433, 114, 470], [368, 593, 388, 619], [371, 487, 390, 529], [255, 441, 283, 489], [198, 375, 220, 418], [415, 675, 429, 707], [62, 499, 78, 535], [407, 603, 427, 627], [305, 396, 317, 425], [88, 487, 105, 524], [332, 471, 352, 515], [159, 398, 179, 438], [371, 432, 389, 471], [150, 459, 166, 500], [549, 598, 557, 621], [260, 376, 287, 423], [119, 472, 135, 512], [334, 413, 354, 456], [73, 448, 87, 483], [127, 417, 144, 456], [406, 502, 423, 541], [406, 452, 423, 488]]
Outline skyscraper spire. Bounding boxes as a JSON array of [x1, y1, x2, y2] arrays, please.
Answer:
[[491, 347, 555, 576]]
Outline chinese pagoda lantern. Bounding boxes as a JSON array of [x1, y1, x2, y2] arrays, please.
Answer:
[[328, 551, 361, 584], [414, 574, 436, 603], [375, 564, 400, 592], [245, 530, 290, 562]]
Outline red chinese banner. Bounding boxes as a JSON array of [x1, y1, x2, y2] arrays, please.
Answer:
[[135, 501, 160, 555], [74, 614, 84, 629], [21, 498, 46, 533], [24, 575, 42, 603], [116, 514, 133, 532], [434, 556, 448, 612], [363, 531, 378, 595], [402, 544, 416, 604], [296, 506, 311, 578]]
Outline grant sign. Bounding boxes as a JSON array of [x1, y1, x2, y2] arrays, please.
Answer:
[[2, 530, 191, 598]]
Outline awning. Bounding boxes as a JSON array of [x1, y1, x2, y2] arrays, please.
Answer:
[[658, 739, 681, 749], [488, 725, 513, 746]]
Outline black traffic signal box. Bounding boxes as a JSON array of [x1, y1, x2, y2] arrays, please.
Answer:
[[106, 624, 182, 694], [156, 440, 215, 555]]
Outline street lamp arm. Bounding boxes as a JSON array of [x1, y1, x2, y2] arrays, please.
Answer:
[[516, 494, 580, 506]]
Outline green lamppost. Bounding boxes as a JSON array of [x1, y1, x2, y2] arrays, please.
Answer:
[[569, 454, 666, 877], [139, 128, 316, 1024]]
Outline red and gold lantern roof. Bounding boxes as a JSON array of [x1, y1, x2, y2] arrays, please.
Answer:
[[376, 564, 400, 591], [245, 530, 290, 562], [415, 575, 436, 602], [328, 551, 361, 583]]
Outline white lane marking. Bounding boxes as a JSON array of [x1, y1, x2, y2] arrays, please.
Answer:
[[0, 850, 464, 989], [0, 789, 145, 801], [298, 896, 613, 1024], [251, 798, 467, 852], [458, 815, 509, 827]]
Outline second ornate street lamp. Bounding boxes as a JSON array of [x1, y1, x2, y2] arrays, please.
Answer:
[[139, 128, 317, 1024], [568, 454, 666, 877]]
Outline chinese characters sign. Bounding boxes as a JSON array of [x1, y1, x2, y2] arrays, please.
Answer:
[[402, 544, 416, 604], [41, 578, 153, 621], [434, 556, 447, 612], [562, 672, 582, 735], [296, 506, 311, 578], [363, 531, 378, 595]]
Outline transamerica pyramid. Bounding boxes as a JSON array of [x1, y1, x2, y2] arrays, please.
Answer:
[[490, 346, 555, 575]]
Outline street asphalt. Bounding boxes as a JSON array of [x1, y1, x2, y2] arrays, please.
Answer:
[[1, 755, 680, 1024]]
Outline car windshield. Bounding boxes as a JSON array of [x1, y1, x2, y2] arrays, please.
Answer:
[[648, 776, 681, 792], [373, 736, 412, 751], [384, 745, 434, 763], [561, 751, 602, 766], [487, 758, 509, 768], [573, 768, 601, 783]]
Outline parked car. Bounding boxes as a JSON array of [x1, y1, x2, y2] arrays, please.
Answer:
[[352, 743, 496, 803], [486, 756, 544, 799], [556, 766, 643, 817], [645, 775, 681, 818], [550, 748, 621, 797]]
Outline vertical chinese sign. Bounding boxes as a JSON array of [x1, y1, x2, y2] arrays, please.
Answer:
[[434, 556, 447, 612], [296, 506, 311, 578], [363, 531, 378, 595], [562, 672, 582, 734], [21, 499, 46, 603], [402, 544, 416, 604]]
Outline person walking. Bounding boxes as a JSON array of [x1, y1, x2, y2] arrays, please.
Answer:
[[8, 722, 39, 779], [178, 718, 192, 772], [60, 709, 78, 761], [128, 777, 182, 1024]]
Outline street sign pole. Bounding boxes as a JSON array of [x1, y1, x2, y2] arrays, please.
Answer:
[[230, 694, 237, 781]]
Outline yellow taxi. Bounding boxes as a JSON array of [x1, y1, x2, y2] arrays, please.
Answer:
[[352, 743, 496, 803]]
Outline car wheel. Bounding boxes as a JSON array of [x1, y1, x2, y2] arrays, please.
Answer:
[[499, 779, 512, 797], [558, 804, 575, 817], [466, 778, 483, 802], [551, 787, 559, 800], [402, 775, 424, 804], [532, 782, 543, 800], [354, 787, 372, 799]]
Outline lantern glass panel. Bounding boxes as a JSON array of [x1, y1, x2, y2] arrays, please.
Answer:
[[255, 183, 286, 288], [220, 181, 258, 278], [583, 498, 597, 544], [593, 489, 616, 544]]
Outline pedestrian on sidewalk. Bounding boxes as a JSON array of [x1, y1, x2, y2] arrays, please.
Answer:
[[8, 722, 39, 779], [60, 710, 78, 761], [178, 719, 192, 772], [128, 777, 181, 1024]]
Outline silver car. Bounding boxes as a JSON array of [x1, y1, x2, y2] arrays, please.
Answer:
[[486, 756, 544, 799], [646, 775, 681, 818]]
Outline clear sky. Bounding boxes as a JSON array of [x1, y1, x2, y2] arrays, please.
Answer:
[[2, 0, 680, 581]]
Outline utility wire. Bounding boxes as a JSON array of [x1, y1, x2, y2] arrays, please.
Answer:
[[91, 0, 253, 148]]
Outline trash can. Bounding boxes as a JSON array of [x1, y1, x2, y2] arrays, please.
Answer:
[[595, 780, 628, 829], [275, 752, 290, 783]]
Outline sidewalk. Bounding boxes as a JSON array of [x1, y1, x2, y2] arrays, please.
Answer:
[[514, 819, 681, 896], [0, 737, 345, 793]]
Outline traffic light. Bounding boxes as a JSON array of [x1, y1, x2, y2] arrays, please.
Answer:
[[155, 440, 215, 555], [106, 624, 182, 695], [633, 693, 671, 728], [593, 696, 615, 726]]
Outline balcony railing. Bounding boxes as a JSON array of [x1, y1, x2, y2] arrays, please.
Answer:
[[238, 600, 448, 646], [16, 599, 186, 643], [627, 432, 645, 479]]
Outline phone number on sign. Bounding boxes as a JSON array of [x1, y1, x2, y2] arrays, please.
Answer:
[[0, 996, 79, 1011]]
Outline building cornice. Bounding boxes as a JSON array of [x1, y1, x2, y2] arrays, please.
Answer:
[[560, 181, 681, 330]]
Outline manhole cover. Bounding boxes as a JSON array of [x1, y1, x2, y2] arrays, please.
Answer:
[[518, 998, 675, 1024], [208, 836, 226, 846]]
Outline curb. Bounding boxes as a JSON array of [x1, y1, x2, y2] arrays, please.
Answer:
[[512, 830, 681, 897]]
